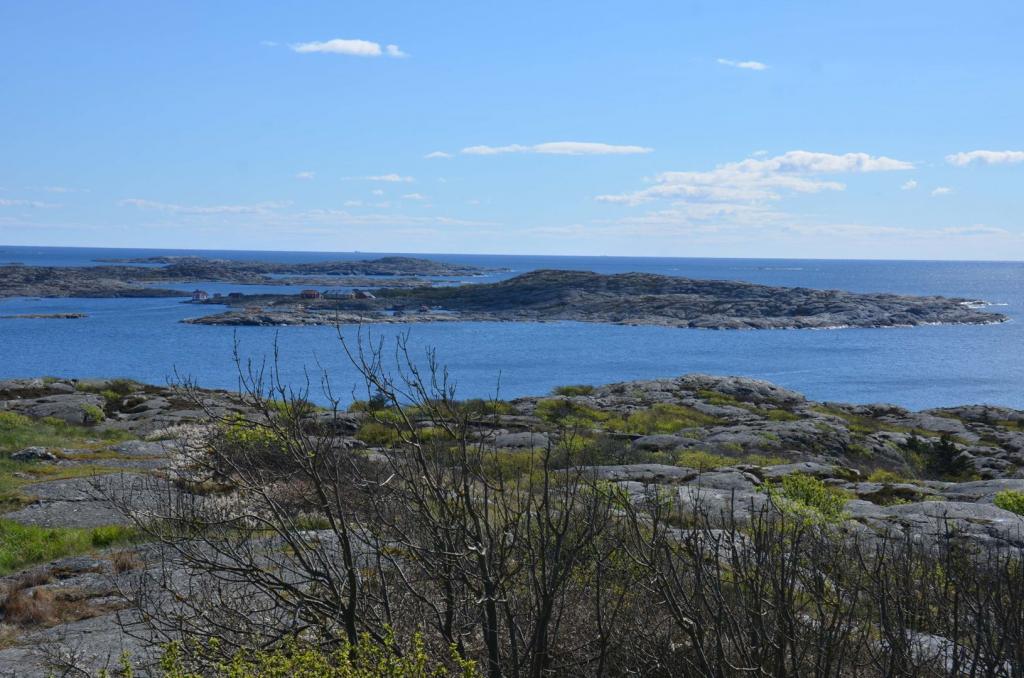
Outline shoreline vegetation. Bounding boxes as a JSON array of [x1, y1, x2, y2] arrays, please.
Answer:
[[0, 359, 1023, 674]]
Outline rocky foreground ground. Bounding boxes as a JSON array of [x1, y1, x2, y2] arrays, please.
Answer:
[[187, 269, 1007, 330], [1, 375, 1023, 675]]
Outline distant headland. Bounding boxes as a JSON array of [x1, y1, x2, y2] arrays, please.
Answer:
[[185, 268, 1006, 330]]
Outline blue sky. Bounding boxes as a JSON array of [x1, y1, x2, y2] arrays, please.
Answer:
[[2, 1, 1023, 259]]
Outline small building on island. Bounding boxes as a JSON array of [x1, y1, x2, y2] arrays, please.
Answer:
[[352, 289, 376, 300], [300, 289, 322, 300], [191, 290, 209, 302]]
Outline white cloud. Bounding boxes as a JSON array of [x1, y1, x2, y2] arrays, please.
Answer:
[[462, 141, 653, 156], [290, 208, 494, 228], [597, 150, 913, 206], [295, 171, 315, 180], [901, 180, 918, 190], [364, 174, 414, 182], [260, 40, 278, 47], [343, 200, 363, 207], [425, 151, 453, 159], [717, 58, 769, 71], [401, 193, 427, 201], [931, 187, 953, 196], [946, 150, 1024, 166], [119, 198, 286, 215], [371, 189, 385, 196], [0, 198, 55, 208], [290, 38, 406, 58]]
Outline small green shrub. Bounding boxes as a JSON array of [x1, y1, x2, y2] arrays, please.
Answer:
[[994, 490, 1024, 516], [867, 469, 906, 483], [157, 631, 481, 677], [355, 421, 402, 446], [0, 411, 32, 432], [534, 399, 610, 428], [552, 384, 595, 397], [767, 473, 850, 523], [220, 414, 283, 448], [81, 404, 106, 425], [267, 398, 319, 418], [677, 450, 732, 471], [459, 399, 516, 418]]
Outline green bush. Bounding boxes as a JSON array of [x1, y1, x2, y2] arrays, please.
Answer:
[[0, 411, 32, 432], [994, 489, 1024, 516], [677, 450, 733, 471], [355, 421, 403, 446], [267, 398, 320, 419], [552, 384, 595, 397], [534, 399, 610, 428], [81, 404, 106, 425], [459, 398, 516, 418], [767, 473, 850, 523], [220, 414, 284, 448], [696, 389, 740, 407], [158, 631, 480, 678], [867, 469, 906, 483]]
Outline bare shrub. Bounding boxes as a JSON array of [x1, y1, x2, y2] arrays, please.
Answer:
[[101, 331, 1024, 677], [1, 585, 57, 626]]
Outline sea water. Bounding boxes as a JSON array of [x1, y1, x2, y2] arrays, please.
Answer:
[[1, 246, 1021, 410]]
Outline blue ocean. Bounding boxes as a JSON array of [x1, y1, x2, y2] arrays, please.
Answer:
[[1, 246, 1021, 410]]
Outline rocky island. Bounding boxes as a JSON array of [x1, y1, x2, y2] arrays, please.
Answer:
[[0, 256, 496, 298], [186, 268, 1006, 330]]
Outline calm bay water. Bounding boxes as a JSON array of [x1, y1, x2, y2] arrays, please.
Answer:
[[1, 246, 1021, 410]]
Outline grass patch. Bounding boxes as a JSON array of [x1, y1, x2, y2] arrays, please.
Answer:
[[0, 458, 127, 512], [0, 411, 131, 453], [677, 450, 732, 471], [613, 404, 720, 435], [0, 519, 137, 575], [809, 405, 958, 441], [764, 409, 801, 422], [552, 384, 595, 397], [867, 468, 908, 483], [696, 389, 741, 407], [677, 450, 788, 471]]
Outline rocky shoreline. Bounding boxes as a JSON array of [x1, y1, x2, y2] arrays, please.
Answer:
[[0, 313, 87, 320], [0, 256, 495, 298], [186, 269, 1007, 330]]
